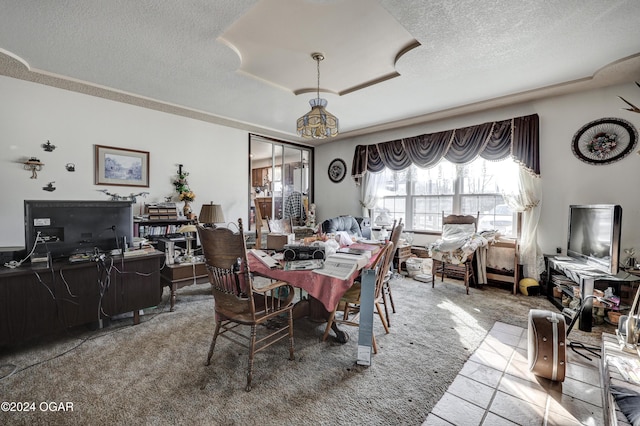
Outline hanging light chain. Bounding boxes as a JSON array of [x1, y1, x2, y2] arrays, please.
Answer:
[[311, 52, 324, 100], [316, 54, 321, 100]]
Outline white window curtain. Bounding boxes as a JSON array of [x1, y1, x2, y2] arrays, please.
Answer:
[[502, 165, 545, 280], [359, 171, 384, 218]]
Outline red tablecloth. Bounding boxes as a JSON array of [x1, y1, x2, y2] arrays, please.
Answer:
[[247, 243, 381, 312]]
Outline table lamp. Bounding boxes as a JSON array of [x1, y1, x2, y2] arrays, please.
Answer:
[[177, 224, 198, 263], [199, 203, 225, 227]]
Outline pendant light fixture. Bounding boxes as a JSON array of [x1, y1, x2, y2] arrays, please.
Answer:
[[296, 53, 339, 139]]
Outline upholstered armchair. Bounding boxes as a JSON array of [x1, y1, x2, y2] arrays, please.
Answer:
[[320, 215, 363, 237]]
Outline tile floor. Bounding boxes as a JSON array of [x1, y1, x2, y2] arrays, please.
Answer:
[[423, 322, 604, 426]]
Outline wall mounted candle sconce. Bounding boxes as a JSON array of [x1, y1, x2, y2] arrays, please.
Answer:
[[42, 140, 56, 152], [66, 163, 75, 172], [24, 157, 44, 179], [43, 182, 56, 192]]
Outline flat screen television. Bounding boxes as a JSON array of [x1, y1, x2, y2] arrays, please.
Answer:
[[24, 200, 134, 260], [566, 204, 622, 275]]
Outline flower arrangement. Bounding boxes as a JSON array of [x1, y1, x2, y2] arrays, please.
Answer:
[[173, 164, 195, 202], [586, 131, 617, 159], [179, 191, 196, 202]]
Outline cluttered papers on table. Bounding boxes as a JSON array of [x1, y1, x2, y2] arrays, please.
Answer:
[[249, 249, 280, 268], [329, 253, 369, 269], [313, 254, 363, 280], [337, 247, 372, 258], [283, 259, 323, 271]]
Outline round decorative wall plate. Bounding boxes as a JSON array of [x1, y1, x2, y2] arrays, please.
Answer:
[[571, 117, 638, 165], [328, 158, 347, 183]]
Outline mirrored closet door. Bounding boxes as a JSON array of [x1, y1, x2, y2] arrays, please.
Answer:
[[249, 134, 313, 230]]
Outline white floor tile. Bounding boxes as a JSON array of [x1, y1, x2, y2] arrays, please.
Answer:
[[425, 323, 605, 426]]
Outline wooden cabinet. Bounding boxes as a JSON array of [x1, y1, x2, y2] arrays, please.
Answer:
[[252, 168, 263, 187], [0, 253, 163, 345], [252, 167, 271, 187], [161, 262, 209, 311], [256, 197, 273, 219]]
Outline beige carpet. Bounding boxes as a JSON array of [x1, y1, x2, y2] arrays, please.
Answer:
[[0, 275, 609, 425]]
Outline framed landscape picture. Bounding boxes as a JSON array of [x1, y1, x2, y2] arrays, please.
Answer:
[[94, 145, 149, 187]]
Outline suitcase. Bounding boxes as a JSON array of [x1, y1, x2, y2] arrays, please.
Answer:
[[528, 309, 566, 381]]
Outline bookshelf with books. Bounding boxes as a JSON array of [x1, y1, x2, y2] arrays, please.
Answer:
[[135, 203, 194, 241], [134, 219, 193, 240]]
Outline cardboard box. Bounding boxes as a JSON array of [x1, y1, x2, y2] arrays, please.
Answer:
[[267, 233, 294, 250]]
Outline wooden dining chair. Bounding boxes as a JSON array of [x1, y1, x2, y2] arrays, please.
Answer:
[[253, 202, 269, 249], [431, 212, 479, 295], [382, 218, 404, 326], [321, 242, 394, 353], [197, 218, 295, 391]]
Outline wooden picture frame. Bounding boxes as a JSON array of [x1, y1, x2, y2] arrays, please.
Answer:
[[94, 145, 149, 187]]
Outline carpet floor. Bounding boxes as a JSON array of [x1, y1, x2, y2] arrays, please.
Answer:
[[0, 275, 611, 425]]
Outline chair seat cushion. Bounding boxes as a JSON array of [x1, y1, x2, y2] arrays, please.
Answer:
[[341, 281, 361, 302]]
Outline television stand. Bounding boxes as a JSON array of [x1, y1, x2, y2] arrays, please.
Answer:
[[0, 251, 163, 345], [545, 256, 639, 332]]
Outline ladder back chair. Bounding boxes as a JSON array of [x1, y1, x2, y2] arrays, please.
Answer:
[[197, 218, 295, 391], [253, 202, 269, 249], [431, 212, 479, 295], [382, 218, 404, 326]]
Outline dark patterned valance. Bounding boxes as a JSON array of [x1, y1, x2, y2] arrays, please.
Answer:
[[352, 114, 539, 183]]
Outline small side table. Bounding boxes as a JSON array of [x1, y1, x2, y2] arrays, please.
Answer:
[[160, 262, 209, 311], [394, 243, 413, 274]]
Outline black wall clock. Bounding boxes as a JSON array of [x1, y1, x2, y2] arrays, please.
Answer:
[[328, 158, 347, 183], [571, 117, 638, 165]]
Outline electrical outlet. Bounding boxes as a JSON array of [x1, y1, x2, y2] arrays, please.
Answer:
[[556, 247, 562, 254]]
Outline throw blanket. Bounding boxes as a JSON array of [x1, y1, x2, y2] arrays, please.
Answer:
[[428, 224, 494, 265]]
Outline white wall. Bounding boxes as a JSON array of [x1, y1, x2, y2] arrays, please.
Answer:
[[4, 75, 640, 261], [314, 82, 640, 257], [0, 76, 249, 248]]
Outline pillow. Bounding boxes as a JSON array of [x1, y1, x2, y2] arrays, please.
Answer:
[[611, 384, 640, 426]]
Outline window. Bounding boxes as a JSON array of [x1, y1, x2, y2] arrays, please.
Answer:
[[373, 158, 518, 237]]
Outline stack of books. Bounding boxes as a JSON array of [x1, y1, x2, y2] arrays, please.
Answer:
[[145, 203, 178, 220]]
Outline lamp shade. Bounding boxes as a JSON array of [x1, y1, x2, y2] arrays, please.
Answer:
[[199, 203, 225, 225], [297, 98, 339, 139], [177, 224, 197, 233], [296, 53, 338, 139]]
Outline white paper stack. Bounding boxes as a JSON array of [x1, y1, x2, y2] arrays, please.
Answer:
[[328, 253, 369, 269], [313, 254, 362, 280]]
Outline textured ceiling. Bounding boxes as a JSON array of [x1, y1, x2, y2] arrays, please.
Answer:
[[1, 0, 640, 145], [219, 0, 420, 95]]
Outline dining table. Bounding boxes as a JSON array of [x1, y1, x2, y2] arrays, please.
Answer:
[[247, 242, 382, 343]]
